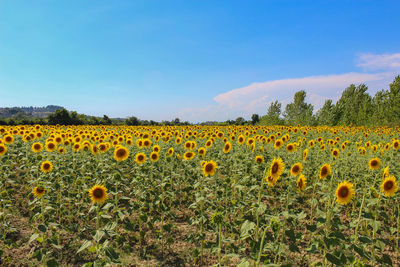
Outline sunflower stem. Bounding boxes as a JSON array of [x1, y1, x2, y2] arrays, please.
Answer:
[[354, 191, 366, 244]]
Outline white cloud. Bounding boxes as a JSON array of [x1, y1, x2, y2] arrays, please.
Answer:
[[356, 53, 400, 71]]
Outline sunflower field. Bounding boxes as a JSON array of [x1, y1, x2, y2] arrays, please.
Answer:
[[0, 125, 399, 266]]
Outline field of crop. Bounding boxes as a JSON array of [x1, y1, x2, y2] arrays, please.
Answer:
[[0, 125, 399, 266]]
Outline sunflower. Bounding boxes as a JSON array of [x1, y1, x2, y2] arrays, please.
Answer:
[[98, 143, 108, 153], [368, 158, 381, 170], [0, 144, 7, 156], [198, 147, 206, 157], [393, 140, 399, 150], [72, 143, 81, 152], [203, 160, 217, 177], [335, 181, 355, 205], [4, 135, 14, 144], [265, 174, 276, 187], [255, 155, 264, 164], [40, 161, 53, 173], [135, 152, 146, 164], [59, 146, 66, 154], [381, 176, 398, 197], [269, 157, 285, 180], [184, 141, 192, 150], [46, 141, 57, 152], [89, 185, 108, 204], [274, 139, 283, 150], [153, 145, 161, 153], [31, 142, 43, 153], [143, 138, 152, 147], [296, 174, 307, 191], [183, 151, 195, 160], [331, 148, 339, 158], [319, 164, 331, 179], [32, 186, 46, 198], [290, 162, 303, 177], [168, 147, 174, 156], [238, 135, 245, 145], [223, 141, 232, 153], [150, 151, 159, 162], [286, 143, 295, 152], [114, 146, 129, 161]]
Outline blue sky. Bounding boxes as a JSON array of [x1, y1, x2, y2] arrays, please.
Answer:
[[1, 0, 400, 122]]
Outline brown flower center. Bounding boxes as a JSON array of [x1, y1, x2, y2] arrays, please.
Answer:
[[384, 181, 394, 191]]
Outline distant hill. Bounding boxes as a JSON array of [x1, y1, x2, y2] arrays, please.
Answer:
[[0, 105, 63, 119]]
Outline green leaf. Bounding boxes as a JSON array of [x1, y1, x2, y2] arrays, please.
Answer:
[[289, 243, 300, 253], [77, 240, 92, 254], [28, 233, 39, 244], [240, 220, 256, 240], [358, 236, 372, 244], [94, 230, 105, 243], [378, 254, 392, 266], [326, 253, 341, 265], [38, 224, 47, 233], [306, 224, 317, 232], [46, 258, 59, 267]]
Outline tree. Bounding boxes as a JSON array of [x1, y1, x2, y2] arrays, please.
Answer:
[[102, 115, 112, 125], [388, 75, 400, 126], [316, 100, 335, 125], [333, 84, 372, 126], [126, 116, 140, 126], [283, 90, 314, 125], [48, 108, 71, 125], [262, 101, 283, 125], [251, 114, 260, 125], [235, 117, 246, 125]]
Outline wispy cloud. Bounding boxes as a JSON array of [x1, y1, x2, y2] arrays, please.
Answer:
[[356, 52, 400, 71]]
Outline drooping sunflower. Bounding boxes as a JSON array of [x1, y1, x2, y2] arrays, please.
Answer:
[[114, 146, 129, 162], [335, 181, 355, 205], [382, 166, 390, 180], [135, 152, 146, 164], [368, 158, 381, 170], [223, 141, 232, 153], [290, 162, 303, 177], [183, 151, 195, 160], [269, 157, 285, 180], [296, 174, 307, 191], [0, 144, 7, 156], [98, 143, 108, 153], [32, 186, 46, 198], [381, 175, 398, 197], [89, 185, 108, 204], [40, 161, 53, 173], [58, 146, 66, 154], [203, 160, 217, 177], [31, 142, 43, 153], [302, 149, 308, 161], [255, 155, 264, 164], [150, 151, 159, 162], [319, 164, 331, 179]]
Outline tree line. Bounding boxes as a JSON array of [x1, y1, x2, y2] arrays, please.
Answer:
[[1, 75, 399, 126]]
